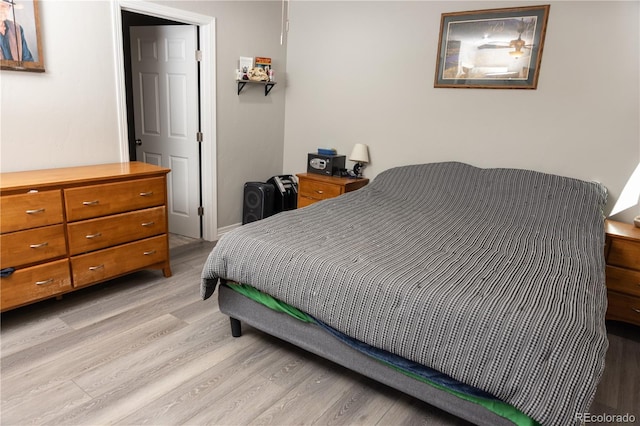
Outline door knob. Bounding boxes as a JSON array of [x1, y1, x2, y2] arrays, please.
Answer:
[[135, 139, 142, 146]]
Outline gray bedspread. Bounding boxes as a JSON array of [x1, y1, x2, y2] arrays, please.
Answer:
[[201, 162, 608, 425]]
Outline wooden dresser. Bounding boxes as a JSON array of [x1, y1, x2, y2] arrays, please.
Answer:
[[296, 173, 369, 208], [0, 162, 172, 311], [604, 220, 640, 326]]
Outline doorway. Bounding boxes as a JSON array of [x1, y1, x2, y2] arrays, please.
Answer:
[[123, 14, 201, 240], [113, 1, 218, 242], [121, 12, 185, 160]]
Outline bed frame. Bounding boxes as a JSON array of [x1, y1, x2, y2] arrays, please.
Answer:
[[218, 284, 515, 426]]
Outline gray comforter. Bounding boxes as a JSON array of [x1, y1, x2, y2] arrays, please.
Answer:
[[201, 162, 608, 425]]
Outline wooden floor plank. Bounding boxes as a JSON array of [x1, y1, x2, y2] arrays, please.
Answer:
[[1, 314, 187, 411], [122, 338, 294, 426], [58, 268, 200, 330], [1, 283, 194, 378], [45, 334, 258, 425], [1, 379, 92, 426], [376, 395, 471, 426], [71, 314, 228, 399], [196, 345, 343, 425], [310, 380, 398, 426], [0, 316, 71, 357]]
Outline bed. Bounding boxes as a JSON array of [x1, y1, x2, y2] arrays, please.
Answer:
[[201, 162, 609, 426]]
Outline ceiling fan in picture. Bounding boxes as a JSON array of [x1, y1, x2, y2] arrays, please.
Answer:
[[477, 18, 533, 58]]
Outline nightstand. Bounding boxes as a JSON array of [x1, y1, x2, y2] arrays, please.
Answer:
[[604, 220, 640, 326], [296, 173, 369, 208]]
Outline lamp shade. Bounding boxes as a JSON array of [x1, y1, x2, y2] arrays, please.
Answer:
[[610, 162, 640, 216], [349, 144, 369, 164]]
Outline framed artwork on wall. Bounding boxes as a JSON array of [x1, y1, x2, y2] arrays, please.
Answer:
[[434, 5, 550, 89], [0, 0, 44, 72]]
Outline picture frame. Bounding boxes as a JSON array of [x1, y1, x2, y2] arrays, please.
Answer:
[[0, 0, 45, 72], [434, 5, 549, 89]]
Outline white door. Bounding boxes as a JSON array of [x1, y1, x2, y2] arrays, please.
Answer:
[[130, 25, 200, 239]]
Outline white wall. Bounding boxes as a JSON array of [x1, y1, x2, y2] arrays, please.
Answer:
[[172, 1, 287, 228], [1, 0, 122, 170], [0, 0, 286, 230], [2, 1, 638, 226], [283, 1, 640, 223]]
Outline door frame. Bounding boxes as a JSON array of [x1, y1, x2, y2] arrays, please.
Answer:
[[112, 0, 218, 242]]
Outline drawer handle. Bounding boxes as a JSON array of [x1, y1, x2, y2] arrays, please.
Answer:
[[30, 242, 49, 249], [139, 191, 154, 197], [26, 208, 45, 214], [83, 200, 100, 206], [89, 265, 104, 271], [143, 250, 157, 256], [632, 308, 640, 314], [141, 221, 155, 227], [35, 278, 54, 286], [85, 233, 102, 239], [315, 190, 324, 194]]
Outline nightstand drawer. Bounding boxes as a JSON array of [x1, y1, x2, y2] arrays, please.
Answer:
[[606, 266, 640, 297], [606, 290, 640, 326], [0, 190, 63, 233], [0, 259, 72, 310], [71, 235, 168, 288], [607, 238, 640, 271], [299, 180, 342, 201], [67, 206, 166, 255], [64, 177, 166, 221], [296, 173, 369, 209], [0, 224, 67, 268], [298, 195, 318, 208]]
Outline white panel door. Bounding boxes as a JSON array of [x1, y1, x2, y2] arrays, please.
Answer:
[[131, 25, 200, 239]]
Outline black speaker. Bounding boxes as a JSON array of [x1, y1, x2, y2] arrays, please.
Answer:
[[243, 182, 275, 225]]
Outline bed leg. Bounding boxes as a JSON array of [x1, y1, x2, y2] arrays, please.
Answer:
[[230, 317, 242, 337]]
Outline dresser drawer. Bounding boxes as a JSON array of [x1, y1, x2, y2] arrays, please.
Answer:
[[297, 195, 318, 208], [67, 206, 166, 255], [299, 180, 342, 201], [0, 190, 63, 233], [607, 238, 640, 271], [606, 290, 640, 326], [64, 177, 166, 221], [71, 235, 168, 288], [0, 162, 171, 312], [1, 259, 72, 311], [0, 224, 67, 269], [606, 265, 640, 298]]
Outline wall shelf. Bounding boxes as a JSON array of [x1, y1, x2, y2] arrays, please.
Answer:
[[236, 80, 276, 96]]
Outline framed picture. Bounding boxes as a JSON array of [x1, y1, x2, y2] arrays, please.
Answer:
[[0, 0, 45, 72], [434, 5, 549, 89]]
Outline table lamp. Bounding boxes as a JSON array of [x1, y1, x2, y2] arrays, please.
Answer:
[[349, 144, 369, 178], [609, 162, 640, 228]]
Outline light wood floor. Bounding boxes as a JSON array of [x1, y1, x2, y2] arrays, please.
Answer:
[[1, 240, 639, 425], [169, 233, 201, 250]]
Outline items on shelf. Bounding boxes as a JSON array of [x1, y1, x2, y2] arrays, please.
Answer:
[[236, 56, 277, 96], [237, 56, 275, 82]]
